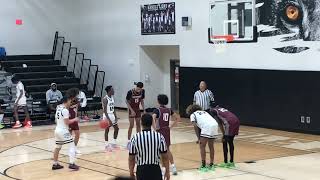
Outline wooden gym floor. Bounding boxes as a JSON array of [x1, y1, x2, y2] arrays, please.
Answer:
[[1, 111, 320, 180]]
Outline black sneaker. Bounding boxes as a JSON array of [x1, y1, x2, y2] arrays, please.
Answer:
[[69, 163, 80, 170], [52, 164, 64, 170]]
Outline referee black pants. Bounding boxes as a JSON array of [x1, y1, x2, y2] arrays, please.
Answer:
[[136, 164, 162, 180]]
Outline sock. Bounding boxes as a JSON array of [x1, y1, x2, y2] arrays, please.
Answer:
[[202, 160, 206, 167], [112, 139, 117, 144], [68, 143, 76, 164], [16, 121, 20, 124], [171, 164, 176, 167], [105, 141, 109, 146], [53, 161, 58, 165]]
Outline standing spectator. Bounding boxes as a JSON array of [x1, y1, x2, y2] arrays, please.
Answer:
[[46, 83, 63, 112], [78, 89, 89, 121], [193, 81, 215, 112], [129, 114, 170, 180], [0, 99, 4, 129], [11, 76, 32, 128]]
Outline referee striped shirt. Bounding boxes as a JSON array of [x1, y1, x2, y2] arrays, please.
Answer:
[[194, 89, 215, 110], [129, 129, 167, 166]]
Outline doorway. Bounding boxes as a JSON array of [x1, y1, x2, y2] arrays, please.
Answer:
[[170, 60, 180, 111]]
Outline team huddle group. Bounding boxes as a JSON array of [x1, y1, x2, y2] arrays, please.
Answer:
[[51, 81, 240, 180]]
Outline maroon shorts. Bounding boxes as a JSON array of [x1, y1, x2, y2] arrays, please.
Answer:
[[158, 128, 171, 147], [69, 108, 79, 131], [129, 109, 141, 118]]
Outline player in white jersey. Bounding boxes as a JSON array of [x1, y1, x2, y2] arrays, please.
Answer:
[[11, 76, 32, 129], [52, 88, 80, 171], [102, 85, 119, 152], [186, 104, 219, 172]]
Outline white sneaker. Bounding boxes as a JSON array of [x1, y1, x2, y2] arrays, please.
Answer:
[[105, 144, 113, 152], [76, 149, 81, 155], [171, 165, 178, 175]]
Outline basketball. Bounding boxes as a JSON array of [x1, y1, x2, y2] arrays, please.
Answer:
[[99, 119, 110, 129]]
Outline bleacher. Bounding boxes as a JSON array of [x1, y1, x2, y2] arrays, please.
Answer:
[[0, 32, 105, 128]]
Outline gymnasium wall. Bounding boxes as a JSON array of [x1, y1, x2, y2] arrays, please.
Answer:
[[0, 0, 75, 55]]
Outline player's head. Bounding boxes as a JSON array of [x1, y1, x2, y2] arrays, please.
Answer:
[[105, 85, 114, 95], [199, 81, 207, 91], [157, 94, 168, 106], [186, 104, 202, 116], [11, 75, 19, 84], [65, 88, 79, 102], [141, 113, 153, 129], [135, 82, 144, 92], [51, 83, 57, 91]]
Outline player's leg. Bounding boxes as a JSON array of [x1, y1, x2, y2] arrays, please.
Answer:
[[135, 110, 141, 133], [223, 136, 229, 163], [168, 147, 178, 175], [12, 104, 22, 128], [74, 130, 80, 146], [127, 112, 135, 149], [105, 126, 112, 152], [68, 142, 79, 170], [208, 138, 215, 166], [228, 136, 235, 167], [22, 106, 32, 127], [113, 124, 119, 146], [52, 145, 64, 170], [199, 137, 208, 170]]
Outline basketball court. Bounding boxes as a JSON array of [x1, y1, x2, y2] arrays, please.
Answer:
[[1, 111, 319, 180]]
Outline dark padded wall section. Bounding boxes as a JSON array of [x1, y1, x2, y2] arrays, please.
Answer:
[[180, 67, 320, 134]]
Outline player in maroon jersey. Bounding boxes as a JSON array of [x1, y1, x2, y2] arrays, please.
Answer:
[[209, 104, 240, 168], [68, 95, 81, 155], [126, 82, 145, 149], [152, 94, 180, 175]]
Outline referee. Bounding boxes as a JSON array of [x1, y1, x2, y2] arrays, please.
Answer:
[[129, 114, 170, 180], [193, 81, 215, 112]]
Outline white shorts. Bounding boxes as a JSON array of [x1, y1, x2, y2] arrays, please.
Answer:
[[55, 128, 73, 145], [15, 96, 27, 106], [200, 125, 219, 139], [103, 113, 117, 126]]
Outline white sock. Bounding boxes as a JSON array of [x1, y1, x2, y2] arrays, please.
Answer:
[[68, 143, 76, 164], [112, 139, 117, 144], [105, 141, 109, 146], [16, 121, 20, 124], [171, 164, 176, 167], [53, 161, 58, 165]]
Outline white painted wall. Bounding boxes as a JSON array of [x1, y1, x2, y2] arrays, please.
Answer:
[[0, 0, 76, 55], [140, 45, 179, 108]]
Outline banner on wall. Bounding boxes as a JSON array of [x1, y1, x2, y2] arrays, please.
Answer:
[[141, 2, 175, 35]]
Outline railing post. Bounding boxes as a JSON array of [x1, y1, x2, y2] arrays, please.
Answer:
[[52, 31, 58, 57]]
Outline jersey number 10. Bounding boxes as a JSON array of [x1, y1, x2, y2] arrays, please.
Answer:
[[163, 113, 169, 122]]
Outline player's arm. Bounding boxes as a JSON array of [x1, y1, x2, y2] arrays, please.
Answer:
[[141, 89, 145, 112], [152, 113, 157, 130], [170, 112, 180, 129], [125, 91, 135, 113], [192, 122, 201, 141], [62, 109, 78, 125], [15, 89, 23, 105], [128, 138, 137, 178], [102, 98, 111, 120]]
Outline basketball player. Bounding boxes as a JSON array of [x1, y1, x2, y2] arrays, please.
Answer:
[[152, 94, 180, 175], [69, 97, 81, 154], [102, 86, 119, 152], [126, 82, 145, 149], [52, 88, 80, 170], [11, 76, 32, 129], [209, 104, 240, 168], [186, 104, 219, 172]]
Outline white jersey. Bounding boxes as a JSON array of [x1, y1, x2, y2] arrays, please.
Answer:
[[16, 81, 26, 98], [103, 95, 114, 114], [55, 104, 70, 130], [190, 110, 219, 138]]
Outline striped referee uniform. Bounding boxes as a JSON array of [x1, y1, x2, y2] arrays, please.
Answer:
[[193, 89, 215, 111], [129, 129, 167, 180]]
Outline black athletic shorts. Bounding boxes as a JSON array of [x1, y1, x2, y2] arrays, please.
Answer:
[[136, 165, 162, 180]]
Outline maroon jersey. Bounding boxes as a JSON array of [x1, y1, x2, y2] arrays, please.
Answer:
[[126, 89, 145, 110], [153, 106, 174, 147], [211, 107, 240, 136]]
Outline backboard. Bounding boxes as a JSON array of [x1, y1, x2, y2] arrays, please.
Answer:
[[209, 0, 258, 43]]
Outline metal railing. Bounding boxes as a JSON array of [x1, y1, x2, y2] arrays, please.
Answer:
[[51, 31, 105, 97]]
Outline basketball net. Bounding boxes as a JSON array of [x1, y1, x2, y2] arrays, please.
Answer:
[[211, 35, 234, 53]]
